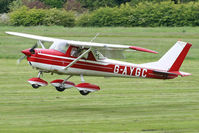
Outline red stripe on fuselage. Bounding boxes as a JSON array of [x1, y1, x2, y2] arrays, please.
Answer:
[[28, 52, 114, 73]]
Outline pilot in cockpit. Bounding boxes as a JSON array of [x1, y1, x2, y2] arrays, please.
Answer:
[[71, 47, 83, 57]]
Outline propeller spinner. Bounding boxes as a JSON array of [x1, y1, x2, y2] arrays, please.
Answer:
[[17, 43, 38, 64]]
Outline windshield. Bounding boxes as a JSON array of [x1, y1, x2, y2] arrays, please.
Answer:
[[49, 41, 68, 53]]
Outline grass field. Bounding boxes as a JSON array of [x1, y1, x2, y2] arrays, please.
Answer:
[[0, 26, 199, 133]]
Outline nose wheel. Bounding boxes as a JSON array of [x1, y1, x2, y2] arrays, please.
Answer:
[[28, 71, 48, 89]]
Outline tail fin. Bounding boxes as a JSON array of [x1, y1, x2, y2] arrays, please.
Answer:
[[141, 41, 192, 74], [158, 41, 192, 71]]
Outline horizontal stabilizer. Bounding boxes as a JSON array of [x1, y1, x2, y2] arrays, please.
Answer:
[[169, 71, 191, 77], [153, 70, 191, 77]]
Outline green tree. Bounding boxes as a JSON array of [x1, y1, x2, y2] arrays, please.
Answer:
[[130, 0, 199, 5], [9, 0, 47, 11], [40, 0, 66, 8], [9, 0, 24, 11], [78, 0, 130, 10], [0, 0, 14, 13]]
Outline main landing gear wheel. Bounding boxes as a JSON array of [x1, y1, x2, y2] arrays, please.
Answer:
[[56, 87, 65, 92], [79, 90, 90, 96], [32, 84, 41, 89]]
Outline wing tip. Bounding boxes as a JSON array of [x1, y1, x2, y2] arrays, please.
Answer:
[[5, 31, 11, 34], [5, 31, 17, 35], [129, 46, 158, 54]]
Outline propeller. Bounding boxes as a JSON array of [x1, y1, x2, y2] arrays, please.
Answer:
[[29, 43, 38, 54], [17, 43, 38, 64], [17, 55, 26, 64]]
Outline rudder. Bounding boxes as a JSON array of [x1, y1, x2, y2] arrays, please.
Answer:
[[168, 42, 192, 72]]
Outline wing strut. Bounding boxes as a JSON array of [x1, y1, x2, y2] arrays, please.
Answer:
[[90, 33, 100, 42], [37, 40, 45, 49], [64, 47, 92, 70]]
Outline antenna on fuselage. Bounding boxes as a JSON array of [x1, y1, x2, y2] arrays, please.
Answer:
[[90, 33, 100, 42]]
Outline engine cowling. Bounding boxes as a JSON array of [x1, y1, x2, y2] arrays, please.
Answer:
[[28, 77, 48, 87], [50, 79, 75, 89], [75, 83, 100, 92]]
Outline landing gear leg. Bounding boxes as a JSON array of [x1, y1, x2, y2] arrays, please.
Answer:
[[80, 74, 85, 83], [62, 75, 73, 85], [37, 71, 42, 78]]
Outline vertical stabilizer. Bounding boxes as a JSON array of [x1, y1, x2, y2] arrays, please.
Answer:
[[141, 41, 192, 72], [158, 41, 192, 71]]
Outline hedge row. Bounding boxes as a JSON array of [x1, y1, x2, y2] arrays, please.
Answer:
[[9, 6, 75, 27], [77, 1, 199, 27], [9, 2, 199, 27]]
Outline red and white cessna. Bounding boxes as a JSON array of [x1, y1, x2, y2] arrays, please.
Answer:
[[6, 32, 192, 95]]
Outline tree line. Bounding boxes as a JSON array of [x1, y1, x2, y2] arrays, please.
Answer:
[[1, 0, 199, 13], [1, 0, 199, 27]]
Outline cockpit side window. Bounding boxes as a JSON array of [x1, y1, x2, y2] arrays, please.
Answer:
[[93, 49, 105, 60], [70, 47, 94, 60], [49, 41, 68, 53], [69, 47, 105, 61]]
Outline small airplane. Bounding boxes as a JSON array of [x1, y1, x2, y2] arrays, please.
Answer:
[[6, 32, 192, 95]]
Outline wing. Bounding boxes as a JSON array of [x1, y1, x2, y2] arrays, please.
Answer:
[[6, 31, 158, 54], [6, 31, 61, 42], [98, 49, 125, 59]]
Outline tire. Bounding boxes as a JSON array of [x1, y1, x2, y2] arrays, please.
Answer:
[[79, 90, 90, 95], [56, 87, 65, 92], [32, 84, 40, 89]]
